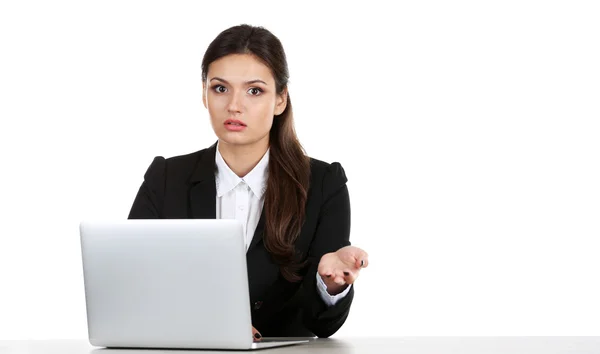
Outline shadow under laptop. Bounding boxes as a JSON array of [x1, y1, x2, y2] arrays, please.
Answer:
[[88, 337, 357, 353]]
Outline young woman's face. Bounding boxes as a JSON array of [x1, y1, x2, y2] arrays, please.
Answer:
[[203, 54, 287, 148]]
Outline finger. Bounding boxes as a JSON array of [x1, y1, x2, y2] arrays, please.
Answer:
[[252, 326, 262, 342], [318, 253, 335, 270], [318, 267, 333, 278], [318, 257, 334, 278], [356, 254, 369, 269], [334, 270, 347, 285], [343, 270, 358, 284], [334, 276, 346, 286]]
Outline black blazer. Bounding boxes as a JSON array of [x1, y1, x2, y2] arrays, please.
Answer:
[[127, 142, 354, 338]]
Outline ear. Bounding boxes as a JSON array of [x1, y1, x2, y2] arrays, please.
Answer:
[[202, 82, 208, 109], [274, 88, 288, 116]]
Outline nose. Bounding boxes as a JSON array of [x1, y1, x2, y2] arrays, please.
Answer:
[[226, 90, 243, 114]]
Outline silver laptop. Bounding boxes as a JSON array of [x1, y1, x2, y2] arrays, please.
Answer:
[[79, 219, 310, 350]]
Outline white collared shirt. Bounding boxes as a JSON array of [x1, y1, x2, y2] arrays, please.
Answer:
[[214, 142, 351, 307], [215, 143, 268, 250]]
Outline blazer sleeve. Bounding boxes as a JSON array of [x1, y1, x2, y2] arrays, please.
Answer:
[[128, 156, 166, 219], [301, 162, 354, 338]]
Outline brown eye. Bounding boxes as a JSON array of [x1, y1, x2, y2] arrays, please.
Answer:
[[213, 85, 227, 93], [248, 87, 263, 96]]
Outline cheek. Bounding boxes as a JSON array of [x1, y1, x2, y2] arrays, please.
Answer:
[[207, 94, 220, 105], [255, 99, 276, 116], [255, 102, 276, 128], [206, 96, 225, 116]]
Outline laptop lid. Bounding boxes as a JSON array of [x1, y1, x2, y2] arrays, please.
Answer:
[[80, 219, 256, 349]]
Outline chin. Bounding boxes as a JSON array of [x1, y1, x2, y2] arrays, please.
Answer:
[[216, 132, 268, 148], [216, 133, 252, 146]]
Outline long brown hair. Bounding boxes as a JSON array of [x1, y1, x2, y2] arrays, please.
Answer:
[[201, 25, 310, 282]]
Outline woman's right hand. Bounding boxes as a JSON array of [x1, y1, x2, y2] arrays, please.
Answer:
[[252, 326, 262, 342]]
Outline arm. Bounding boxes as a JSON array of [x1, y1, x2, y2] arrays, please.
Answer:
[[128, 156, 166, 219], [301, 162, 354, 338]]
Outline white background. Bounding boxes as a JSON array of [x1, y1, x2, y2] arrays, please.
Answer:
[[1, 0, 599, 339]]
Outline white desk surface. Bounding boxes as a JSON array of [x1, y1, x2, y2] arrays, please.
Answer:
[[1, 337, 600, 354]]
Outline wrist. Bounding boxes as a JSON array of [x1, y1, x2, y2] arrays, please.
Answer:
[[327, 284, 347, 295]]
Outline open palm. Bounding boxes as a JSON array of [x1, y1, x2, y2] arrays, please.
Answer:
[[318, 246, 369, 293]]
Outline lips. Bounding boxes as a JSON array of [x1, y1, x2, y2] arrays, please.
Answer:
[[224, 119, 247, 127], [224, 119, 247, 132]]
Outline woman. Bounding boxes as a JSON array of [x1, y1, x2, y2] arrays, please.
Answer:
[[128, 24, 369, 340]]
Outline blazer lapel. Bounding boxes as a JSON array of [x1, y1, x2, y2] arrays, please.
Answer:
[[189, 141, 267, 251], [189, 142, 218, 219]]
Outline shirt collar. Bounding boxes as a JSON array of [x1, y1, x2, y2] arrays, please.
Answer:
[[215, 141, 269, 199]]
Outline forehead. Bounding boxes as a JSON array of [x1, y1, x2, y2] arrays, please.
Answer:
[[207, 54, 274, 85]]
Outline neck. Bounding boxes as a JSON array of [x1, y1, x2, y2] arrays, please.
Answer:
[[218, 137, 269, 178]]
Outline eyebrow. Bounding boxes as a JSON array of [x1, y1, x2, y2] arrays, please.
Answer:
[[209, 77, 268, 86]]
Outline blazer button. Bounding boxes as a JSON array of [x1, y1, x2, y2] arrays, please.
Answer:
[[254, 301, 263, 310]]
